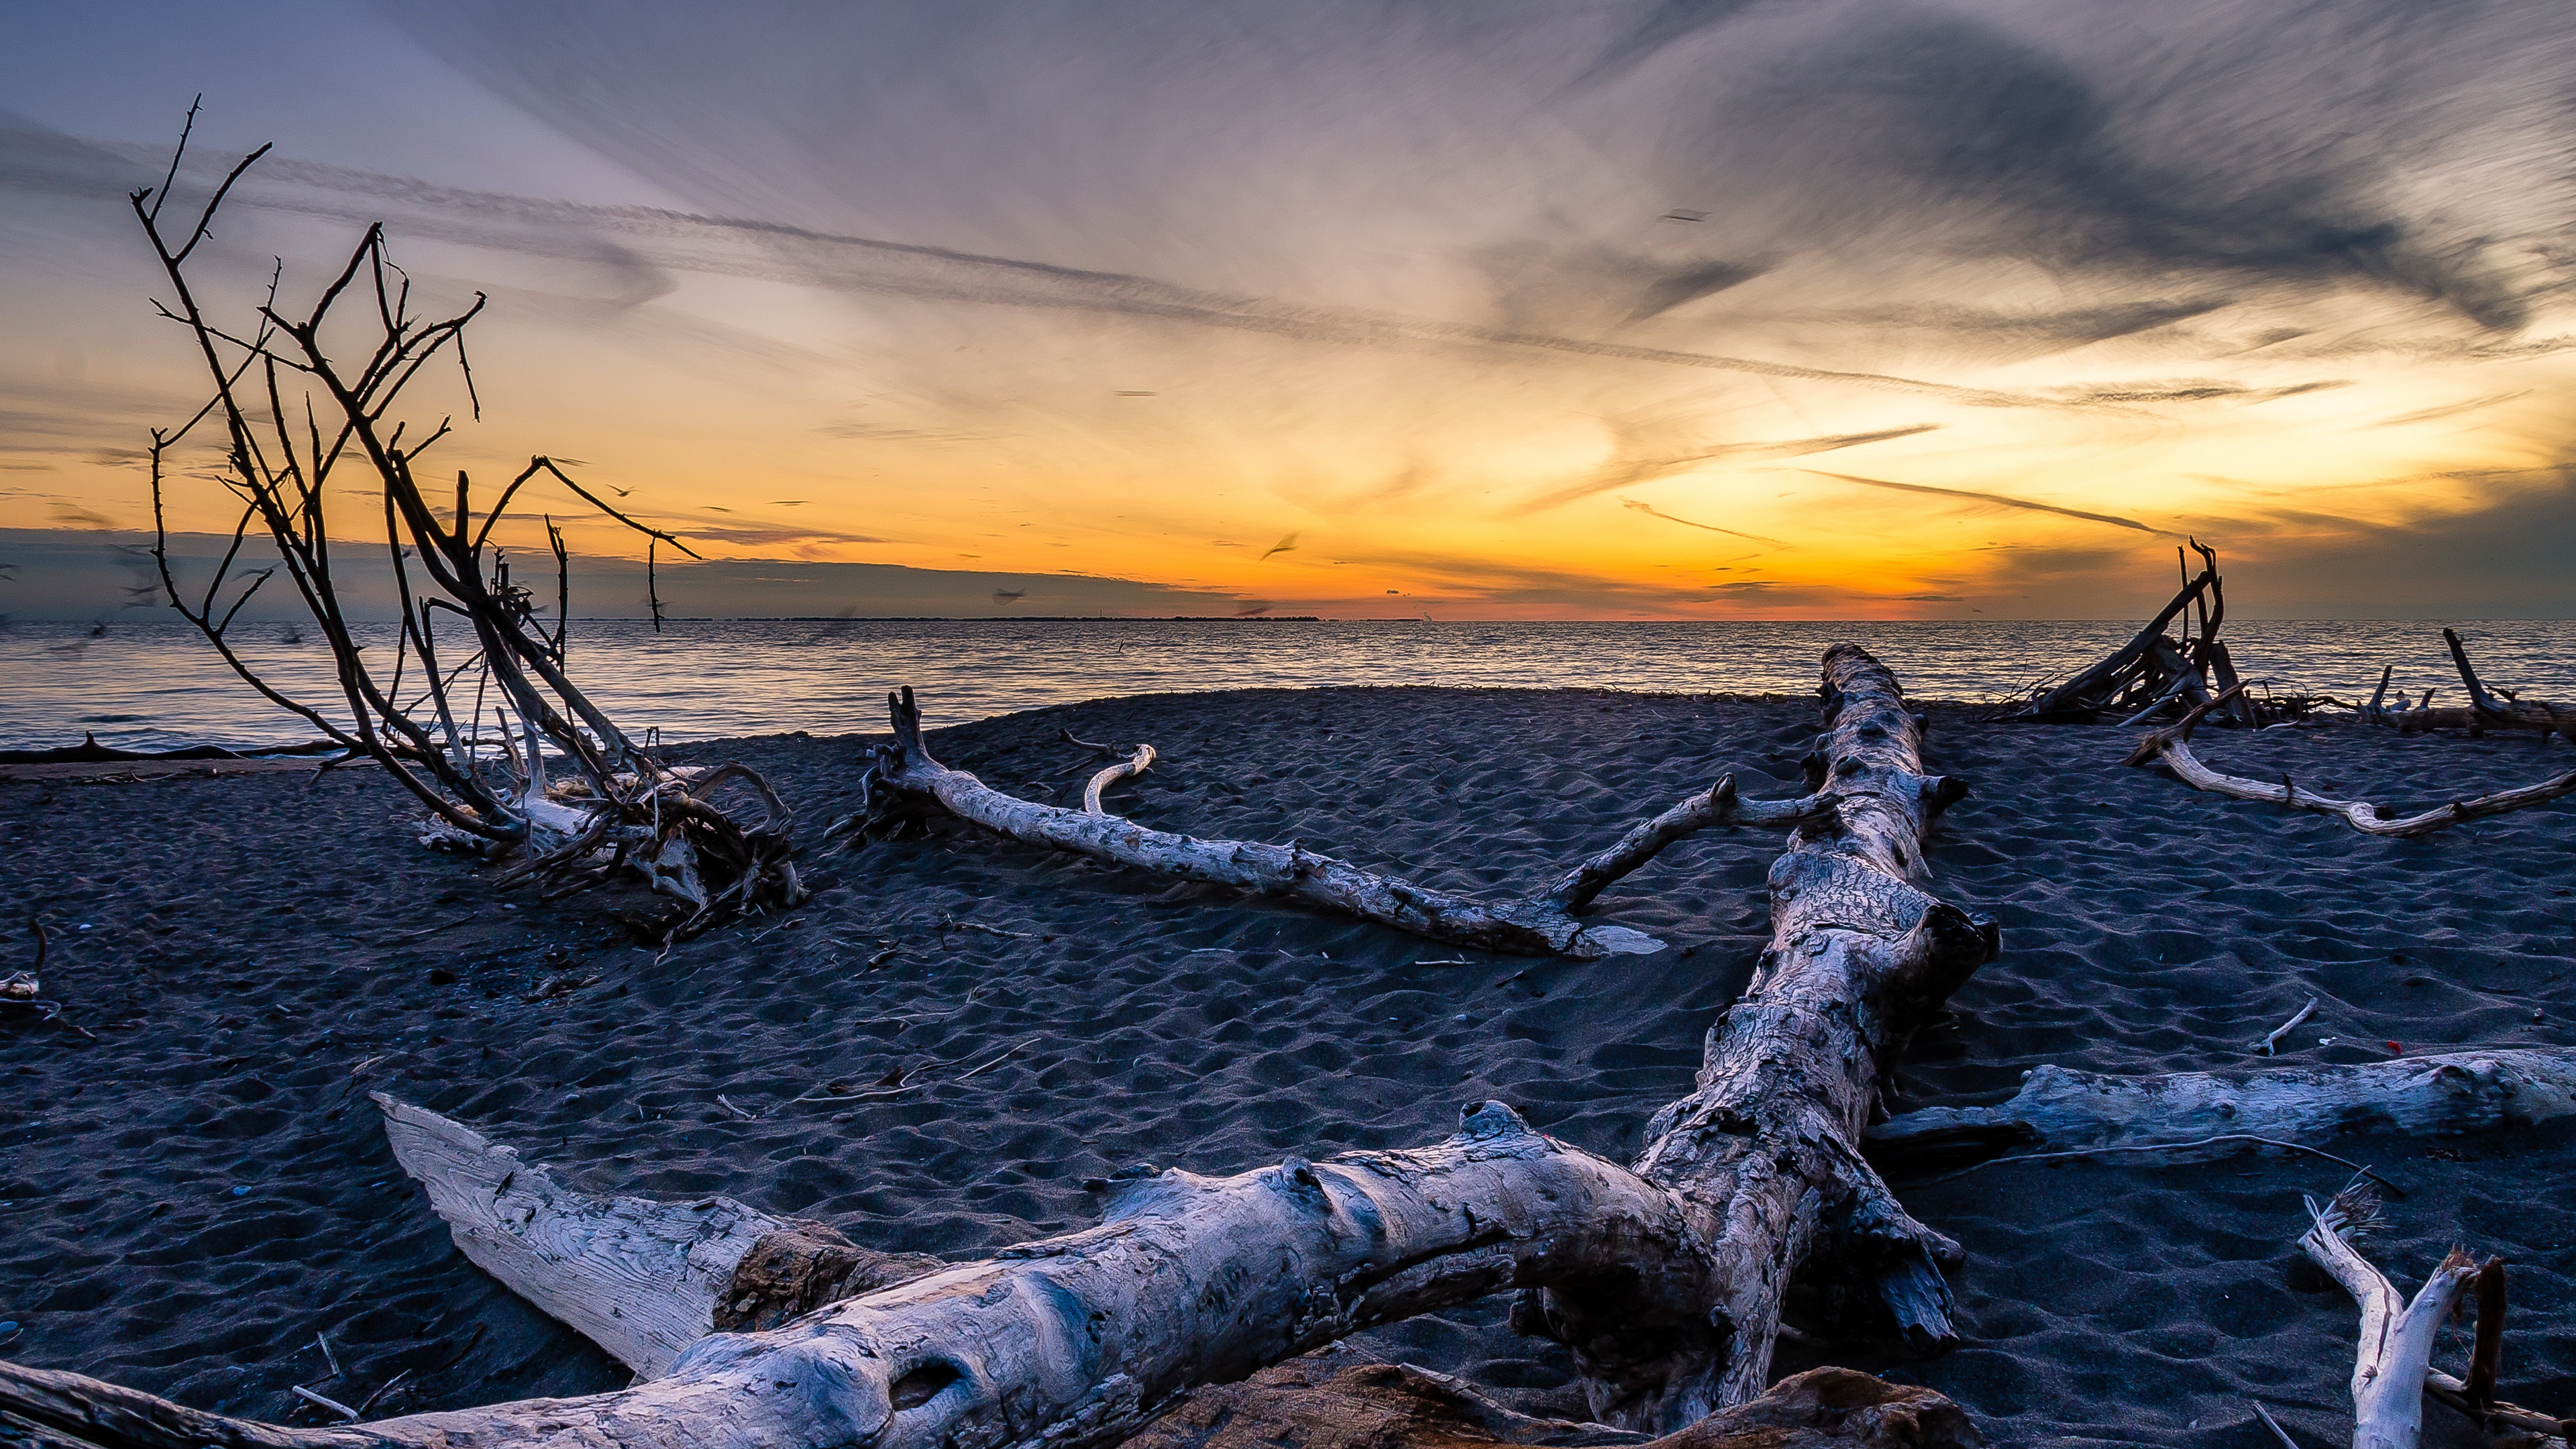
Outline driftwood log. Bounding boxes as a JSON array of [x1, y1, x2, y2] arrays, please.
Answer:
[[1866, 1047, 2576, 1169], [840, 687, 1835, 959], [2359, 631, 2576, 743], [0, 645, 1992, 1449], [1525, 644, 1994, 1419], [2128, 686, 2576, 838], [2008, 543, 2276, 726]]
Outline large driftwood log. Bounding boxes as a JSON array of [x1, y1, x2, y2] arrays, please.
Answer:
[[843, 688, 1832, 959], [1526, 645, 1994, 1423], [3, 1102, 1739, 1449], [0, 646, 1988, 1449], [1865, 1047, 2576, 1167], [2129, 687, 2576, 838]]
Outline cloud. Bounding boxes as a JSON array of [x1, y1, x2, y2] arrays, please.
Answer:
[[1617, 496, 1784, 545], [1517, 423, 1939, 515], [1795, 470, 2175, 536]]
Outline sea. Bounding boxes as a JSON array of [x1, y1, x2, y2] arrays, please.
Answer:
[[4, 617, 2573, 753]]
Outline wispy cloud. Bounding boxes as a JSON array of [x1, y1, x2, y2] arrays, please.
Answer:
[[1794, 470, 2174, 535], [1617, 497, 1784, 545]]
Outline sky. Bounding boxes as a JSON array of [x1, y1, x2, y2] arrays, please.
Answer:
[[3, 1, 2574, 621]]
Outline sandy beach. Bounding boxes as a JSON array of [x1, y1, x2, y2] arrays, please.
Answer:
[[5, 685, 2573, 1446]]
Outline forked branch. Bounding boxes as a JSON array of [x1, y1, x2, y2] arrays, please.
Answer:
[[841, 687, 1832, 959], [2127, 686, 2576, 837]]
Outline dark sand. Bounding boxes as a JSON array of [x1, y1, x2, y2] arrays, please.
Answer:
[[4, 687, 2573, 1446]]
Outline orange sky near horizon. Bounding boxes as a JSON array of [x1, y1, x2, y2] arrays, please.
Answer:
[[5, 3, 2573, 621]]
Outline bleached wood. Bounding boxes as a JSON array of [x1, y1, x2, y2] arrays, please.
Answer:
[[1529, 645, 1995, 1424], [2297, 1193, 2481, 1449], [1083, 744, 1157, 816], [3, 1102, 1721, 1449], [2129, 688, 2576, 837], [1867, 1048, 2576, 1161], [372, 1093, 786, 1379], [859, 688, 1830, 959]]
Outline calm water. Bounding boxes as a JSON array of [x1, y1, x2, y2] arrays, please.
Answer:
[[4, 618, 2573, 752]]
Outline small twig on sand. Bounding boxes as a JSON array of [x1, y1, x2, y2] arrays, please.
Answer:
[[380, 914, 476, 946], [1911, 1132, 2402, 1196], [936, 913, 1034, 941], [292, 1385, 360, 1421], [790, 1034, 1034, 1103], [2259, 997, 2321, 1055], [955, 1038, 1034, 1080], [1059, 727, 1118, 757], [2248, 1401, 2298, 1449], [315, 1332, 341, 1379], [1414, 959, 1471, 966], [716, 1094, 758, 1122], [355, 1368, 413, 1416]]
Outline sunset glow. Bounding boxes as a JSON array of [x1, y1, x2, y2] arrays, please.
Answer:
[[5, 3, 2573, 619]]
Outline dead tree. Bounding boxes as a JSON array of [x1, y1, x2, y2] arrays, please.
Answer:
[[131, 107, 800, 932], [2127, 687, 2576, 837], [838, 686, 1837, 959], [0, 645, 1995, 1447]]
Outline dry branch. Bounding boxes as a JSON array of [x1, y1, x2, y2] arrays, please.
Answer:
[[2128, 686, 2576, 837], [1085, 744, 1158, 816], [1866, 1047, 2576, 1169], [840, 687, 1833, 959]]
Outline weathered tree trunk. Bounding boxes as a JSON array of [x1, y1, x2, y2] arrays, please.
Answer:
[[1865, 1048, 2576, 1168], [0, 647, 1988, 1449], [2129, 686, 2576, 837], [844, 688, 1831, 959], [5, 1102, 1734, 1449], [1526, 645, 1995, 1425]]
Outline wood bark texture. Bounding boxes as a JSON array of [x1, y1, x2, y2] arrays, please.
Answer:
[[3, 1101, 1741, 1449], [1865, 1047, 2576, 1166], [2296, 1190, 2483, 1449], [845, 688, 1831, 959], [373, 1095, 938, 1377], [2129, 688, 2576, 838], [1525, 645, 1995, 1425], [1083, 745, 1157, 817]]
